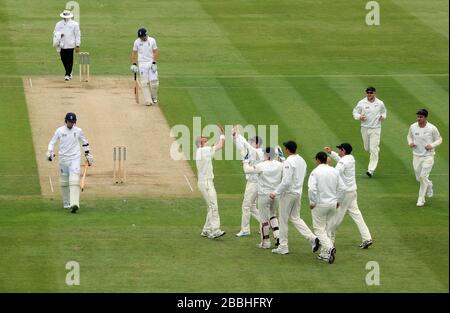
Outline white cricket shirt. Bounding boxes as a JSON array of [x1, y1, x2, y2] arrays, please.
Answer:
[[235, 134, 264, 182], [329, 151, 357, 192], [308, 164, 346, 207], [353, 97, 387, 129], [48, 125, 89, 162], [274, 154, 307, 196], [133, 37, 158, 64], [196, 146, 216, 181], [407, 122, 442, 157], [243, 160, 283, 195], [54, 19, 81, 49]]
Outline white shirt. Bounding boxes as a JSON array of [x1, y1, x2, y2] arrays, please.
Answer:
[[235, 135, 264, 182], [353, 97, 387, 129], [133, 37, 158, 64], [54, 19, 81, 49], [48, 126, 89, 162], [329, 151, 357, 192], [243, 160, 283, 195], [274, 154, 307, 196], [196, 146, 216, 181], [407, 122, 442, 157], [308, 164, 346, 207]]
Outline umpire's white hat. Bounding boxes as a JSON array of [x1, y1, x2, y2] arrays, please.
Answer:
[[60, 10, 74, 18]]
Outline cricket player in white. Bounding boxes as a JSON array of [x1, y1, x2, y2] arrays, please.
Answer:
[[232, 129, 263, 237], [196, 125, 226, 239], [308, 152, 346, 264], [131, 27, 159, 106], [352, 86, 387, 177], [53, 10, 81, 81], [47, 113, 94, 213], [324, 143, 373, 249], [407, 109, 442, 207], [243, 147, 282, 249], [269, 141, 320, 255]]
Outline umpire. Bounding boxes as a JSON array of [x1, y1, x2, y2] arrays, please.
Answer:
[[53, 10, 81, 81]]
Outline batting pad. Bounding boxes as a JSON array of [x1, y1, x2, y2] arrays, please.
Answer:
[[60, 175, 70, 208], [69, 174, 80, 208], [150, 80, 159, 100]]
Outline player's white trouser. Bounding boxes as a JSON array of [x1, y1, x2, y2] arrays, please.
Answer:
[[361, 127, 381, 172], [59, 158, 80, 208], [257, 194, 279, 243], [198, 179, 221, 234], [240, 180, 260, 233], [328, 191, 372, 243], [413, 155, 434, 203], [278, 192, 316, 250], [139, 62, 159, 104], [311, 204, 336, 257]]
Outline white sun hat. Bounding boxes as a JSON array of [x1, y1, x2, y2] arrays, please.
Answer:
[[60, 10, 74, 18]]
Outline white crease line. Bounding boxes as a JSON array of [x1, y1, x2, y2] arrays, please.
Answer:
[[29, 78, 33, 88], [49, 175, 54, 193], [184, 174, 194, 192]]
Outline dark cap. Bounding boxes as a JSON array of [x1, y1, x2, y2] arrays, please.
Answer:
[[336, 143, 352, 154], [249, 136, 263, 145], [365, 86, 376, 93], [315, 151, 328, 164], [416, 109, 428, 117], [65, 112, 77, 123], [283, 140, 297, 153]]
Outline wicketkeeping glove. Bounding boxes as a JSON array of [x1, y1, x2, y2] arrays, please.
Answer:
[[130, 64, 139, 73], [275, 145, 285, 162], [85, 153, 94, 166]]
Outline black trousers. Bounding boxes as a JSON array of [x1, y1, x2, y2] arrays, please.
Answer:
[[60, 48, 74, 76]]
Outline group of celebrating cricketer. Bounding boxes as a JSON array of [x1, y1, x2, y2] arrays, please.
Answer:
[[195, 87, 443, 264], [49, 10, 442, 264]]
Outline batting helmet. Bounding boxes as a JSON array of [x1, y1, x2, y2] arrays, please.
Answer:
[[65, 112, 77, 123], [137, 28, 147, 38]]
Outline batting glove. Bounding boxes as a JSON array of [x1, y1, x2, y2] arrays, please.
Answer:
[[85, 153, 94, 166], [130, 64, 139, 73], [151, 62, 157, 73], [46, 151, 55, 161]]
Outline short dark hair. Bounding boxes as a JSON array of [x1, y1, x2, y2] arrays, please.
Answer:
[[416, 109, 428, 117], [366, 86, 376, 93], [283, 140, 297, 153], [336, 143, 353, 155], [264, 147, 275, 159], [315, 151, 328, 164]]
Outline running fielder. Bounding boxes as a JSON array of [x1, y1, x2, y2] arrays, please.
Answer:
[[131, 27, 159, 106], [324, 143, 373, 249], [47, 113, 94, 213], [407, 109, 442, 207], [352, 86, 387, 178]]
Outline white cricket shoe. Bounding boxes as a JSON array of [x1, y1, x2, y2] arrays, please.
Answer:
[[64, 75, 70, 81], [256, 241, 271, 249], [426, 183, 433, 198], [145, 101, 153, 106], [271, 247, 289, 255], [208, 230, 226, 239], [235, 231, 250, 237], [200, 230, 210, 237], [416, 200, 425, 207], [152, 98, 158, 104]]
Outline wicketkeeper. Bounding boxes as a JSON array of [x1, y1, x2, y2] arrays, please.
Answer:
[[131, 27, 159, 106], [47, 113, 94, 213]]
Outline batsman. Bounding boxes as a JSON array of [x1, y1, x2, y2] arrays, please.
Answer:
[[130, 27, 159, 106], [47, 113, 94, 213]]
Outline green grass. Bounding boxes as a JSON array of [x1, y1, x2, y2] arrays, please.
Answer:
[[0, 0, 448, 292]]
